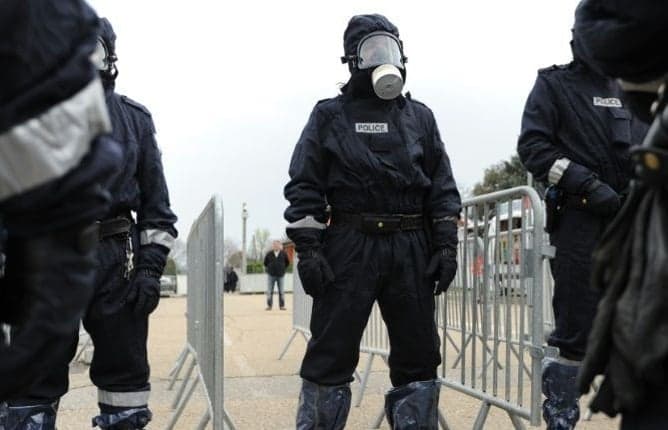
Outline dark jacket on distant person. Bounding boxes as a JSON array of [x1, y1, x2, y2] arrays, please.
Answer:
[[264, 250, 290, 277]]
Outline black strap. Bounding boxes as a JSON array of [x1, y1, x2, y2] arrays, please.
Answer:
[[331, 211, 424, 233], [98, 217, 132, 239]]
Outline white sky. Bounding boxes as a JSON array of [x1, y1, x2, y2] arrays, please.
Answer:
[[87, 0, 580, 245]]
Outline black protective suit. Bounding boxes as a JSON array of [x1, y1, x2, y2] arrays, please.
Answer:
[[285, 14, 461, 429], [518, 60, 648, 429], [573, 2, 668, 429], [3, 18, 178, 430], [0, 0, 122, 416]]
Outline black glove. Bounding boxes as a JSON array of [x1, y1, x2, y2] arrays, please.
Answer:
[[559, 162, 620, 216], [580, 178, 621, 216], [297, 250, 334, 298], [125, 269, 161, 315], [426, 248, 458, 295]]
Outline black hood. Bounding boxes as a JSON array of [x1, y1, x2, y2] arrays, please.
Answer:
[[99, 17, 116, 57], [341, 14, 403, 99], [343, 14, 400, 58], [573, 0, 668, 82]]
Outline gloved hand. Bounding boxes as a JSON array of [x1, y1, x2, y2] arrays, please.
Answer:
[[581, 178, 621, 216], [125, 269, 161, 315], [297, 250, 335, 298], [559, 162, 621, 216], [426, 248, 458, 295]]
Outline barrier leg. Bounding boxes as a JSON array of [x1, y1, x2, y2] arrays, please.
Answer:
[[451, 334, 473, 369], [278, 329, 299, 360], [355, 353, 376, 407], [165, 375, 200, 430], [472, 401, 491, 430], [224, 409, 237, 430], [438, 409, 451, 430], [372, 406, 385, 429], [507, 411, 527, 430], [74, 335, 93, 362], [584, 381, 600, 421], [196, 411, 210, 430], [171, 357, 197, 410], [168, 347, 190, 390], [444, 331, 461, 355]]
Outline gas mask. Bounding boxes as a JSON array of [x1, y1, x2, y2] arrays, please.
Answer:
[[342, 31, 407, 100], [90, 37, 118, 83]]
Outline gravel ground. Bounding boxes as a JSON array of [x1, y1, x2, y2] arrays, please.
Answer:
[[54, 294, 618, 429]]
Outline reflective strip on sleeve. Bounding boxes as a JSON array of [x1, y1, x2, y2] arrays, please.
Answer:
[[140, 229, 176, 249], [548, 158, 571, 185], [286, 215, 327, 230], [98, 389, 150, 407], [433, 216, 458, 225], [0, 78, 111, 201]]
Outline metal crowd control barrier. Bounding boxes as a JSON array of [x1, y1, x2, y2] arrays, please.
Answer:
[[437, 186, 549, 429], [281, 186, 551, 428], [166, 195, 235, 430]]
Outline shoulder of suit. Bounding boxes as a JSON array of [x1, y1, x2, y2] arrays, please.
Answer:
[[538, 63, 571, 75], [120, 95, 153, 118]]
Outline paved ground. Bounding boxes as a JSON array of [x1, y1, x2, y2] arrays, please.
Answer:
[[56, 294, 619, 429]]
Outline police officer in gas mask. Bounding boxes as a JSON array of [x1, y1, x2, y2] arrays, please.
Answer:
[[0, 0, 123, 426], [3, 17, 178, 430], [284, 14, 461, 429], [517, 35, 649, 429]]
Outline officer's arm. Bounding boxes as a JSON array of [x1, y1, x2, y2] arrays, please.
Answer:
[[426, 115, 461, 250], [136, 124, 178, 276], [518, 74, 600, 193], [284, 108, 329, 252]]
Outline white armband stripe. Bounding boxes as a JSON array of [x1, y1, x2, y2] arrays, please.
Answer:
[[286, 215, 327, 230], [548, 158, 571, 185], [140, 229, 176, 249], [0, 78, 111, 201]]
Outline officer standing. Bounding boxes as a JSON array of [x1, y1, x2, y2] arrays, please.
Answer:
[[284, 14, 461, 429], [0, 0, 122, 415], [517, 43, 648, 429], [2, 17, 178, 430]]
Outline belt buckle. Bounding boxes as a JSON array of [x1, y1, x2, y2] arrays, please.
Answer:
[[361, 214, 400, 234]]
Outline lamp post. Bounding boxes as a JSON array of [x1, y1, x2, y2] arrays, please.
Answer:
[[241, 203, 248, 275]]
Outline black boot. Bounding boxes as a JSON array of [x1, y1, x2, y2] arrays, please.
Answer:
[[0, 401, 58, 430], [91, 407, 152, 429], [296, 379, 351, 430], [385, 379, 440, 429], [542, 358, 580, 430]]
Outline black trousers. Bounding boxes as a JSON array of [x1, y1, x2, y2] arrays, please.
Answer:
[[8, 234, 150, 406], [0, 224, 98, 401], [548, 209, 605, 361], [300, 225, 440, 387]]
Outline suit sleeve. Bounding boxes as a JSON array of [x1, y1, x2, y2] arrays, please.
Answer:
[[424, 112, 461, 250], [284, 107, 329, 251], [136, 120, 178, 274]]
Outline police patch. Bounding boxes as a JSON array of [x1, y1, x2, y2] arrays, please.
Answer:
[[593, 97, 622, 108], [355, 123, 389, 133]]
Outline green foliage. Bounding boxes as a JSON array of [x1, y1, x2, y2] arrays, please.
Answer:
[[472, 155, 528, 196], [246, 260, 265, 274]]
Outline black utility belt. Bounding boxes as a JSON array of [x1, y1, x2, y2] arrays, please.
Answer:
[[97, 217, 132, 240], [331, 211, 424, 234]]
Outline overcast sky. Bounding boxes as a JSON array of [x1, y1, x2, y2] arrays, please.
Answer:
[[87, 0, 580, 246]]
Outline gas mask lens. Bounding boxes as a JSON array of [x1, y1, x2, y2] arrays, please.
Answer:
[[357, 33, 404, 70], [91, 39, 108, 71]]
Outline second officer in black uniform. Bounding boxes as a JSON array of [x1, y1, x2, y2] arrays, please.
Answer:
[[517, 44, 648, 429], [4, 17, 178, 430]]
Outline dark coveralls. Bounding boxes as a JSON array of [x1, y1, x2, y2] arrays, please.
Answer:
[[285, 93, 461, 388], [0, 0, 122, 410], [518, 60, 648, 428], [6, 82, 178, 426]]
